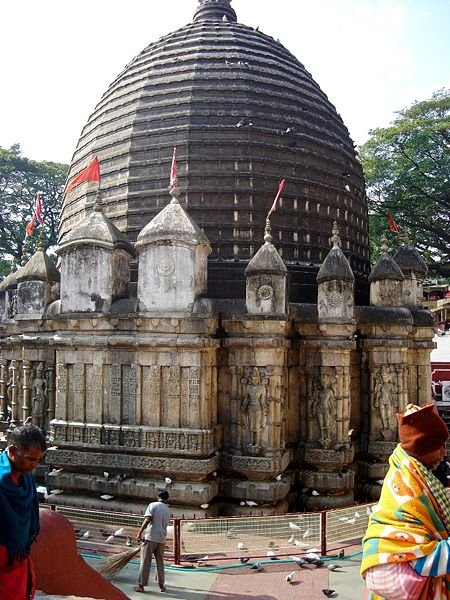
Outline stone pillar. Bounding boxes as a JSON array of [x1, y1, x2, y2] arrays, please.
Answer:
[[9, 360, 20, 427], [22, 360, 32, 421], [47, 363, 56, 423], [368, 235, 404, 307], [0, 359, 7, 421]]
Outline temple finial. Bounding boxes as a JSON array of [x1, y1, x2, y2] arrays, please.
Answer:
[[264, 218, 273, 244], [193, 0, 237, 23], [380, 233, 389, 254], [331, 221, 341, 247]]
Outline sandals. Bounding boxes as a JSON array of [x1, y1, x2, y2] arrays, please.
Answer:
[[133, 585, 145, 593]]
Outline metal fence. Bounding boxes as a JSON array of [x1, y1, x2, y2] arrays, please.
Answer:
[[46, 501, 376, 564]]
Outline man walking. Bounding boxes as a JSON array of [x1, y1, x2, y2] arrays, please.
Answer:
[[134, 490, 171, 593], [0, 423, 47, 600]]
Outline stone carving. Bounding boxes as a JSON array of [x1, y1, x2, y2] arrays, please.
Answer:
[[31, 362, 48, 430], [311, 368, 337, 449], [240, 367, 270, 455], [155, 257, 176, 292], [7, 290, 18, 319], [373, 365, 398, 440]]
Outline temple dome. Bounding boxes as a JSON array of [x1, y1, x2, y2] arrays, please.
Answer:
[[61, 0, 369, 302]]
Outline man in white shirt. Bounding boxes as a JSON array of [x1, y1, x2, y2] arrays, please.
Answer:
[[134, 490, 171, 593]]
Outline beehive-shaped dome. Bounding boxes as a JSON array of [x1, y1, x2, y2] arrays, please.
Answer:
[[61, 0, 369, 302]]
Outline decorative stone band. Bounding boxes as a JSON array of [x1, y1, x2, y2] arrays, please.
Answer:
[[46, 448, 220, 476], [221, 449, 292, 476], [303, 447, 355, 466], [50, 421, 222, 457]]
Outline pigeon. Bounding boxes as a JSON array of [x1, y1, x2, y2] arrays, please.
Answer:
[[240, 557, 250, 564], [288, 535, 295, 544], [226, 530, 236, 538], [246, 500, 258, 506], [344, 184, 351, 192], [311, 490, 320, 496], [366, 506, 372, 516], [275, 474, 282, 481], [83, 531, 90, 538], [222, 14, 229, 22], [376, 479, 385, 485], [291, 556, 306, 567], [240, 501, 246, 506], [327, 564, 342, 571], [338, 549, 345, 559], [100, 494, 114, 500], [126, 537, 132, 547], [289, 521, 302, 531], [200, 503, 209, 509], [105, 535, 115, 543], [322, 590, 337, 598], [346, 518, 356, 525], [250, 562, 263, 571], [267, 551, 278, 560], [286, 571, 295, 583], [302, 529, 310, 539], [103, 471, 110, 479], [114, 528, 125, 536], [347, 428, 354, 437], [305, 552, 321, 562], [354, 511, 360, 518], [197, 555, 209, 566], [237, 542, 247, 551], [165, 477, 172, 485], [50, 489, 64, 495]]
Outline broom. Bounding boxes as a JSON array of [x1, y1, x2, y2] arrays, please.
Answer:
[[96, 545, 141, 578]]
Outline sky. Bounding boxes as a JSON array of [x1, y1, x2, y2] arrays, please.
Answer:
[[1, 0, 449, 165]]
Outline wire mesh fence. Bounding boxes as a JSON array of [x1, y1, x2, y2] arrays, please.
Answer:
[[45, 501, 376, 561]]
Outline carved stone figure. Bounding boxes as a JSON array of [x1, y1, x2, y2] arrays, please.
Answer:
[[373, 365, 397, 440], [31, 362, 48, 430], [312, 368, 337, 449], [241, 368, 269, 455]]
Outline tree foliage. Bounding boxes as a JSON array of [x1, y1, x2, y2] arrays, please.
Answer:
[[360, 88, 450, 278], [0, 145, 68, 277]]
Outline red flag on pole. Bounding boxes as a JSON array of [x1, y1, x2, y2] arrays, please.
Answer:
[[387, 210, 400, 232], [266, 179, 286, 220], [66, 157, 100, 194], [169, 147, 178, 190], [35, 192, 44, 226]]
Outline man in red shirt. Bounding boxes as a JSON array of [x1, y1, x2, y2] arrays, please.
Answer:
[[0, 424, 47, 600]]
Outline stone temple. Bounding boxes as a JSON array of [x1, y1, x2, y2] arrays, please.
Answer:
[[0, 0, 435, 514]]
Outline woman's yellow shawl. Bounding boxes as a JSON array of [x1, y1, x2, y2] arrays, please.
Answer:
[[361, 444, 450, 599]]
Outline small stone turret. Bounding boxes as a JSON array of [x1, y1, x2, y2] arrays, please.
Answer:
[[245, 219, 288, 315], [56, 193, 134, 313], [15, 241, 60, 318], [316, 222, 355, 322], [368, 235, 404, 306], [393, 231, 428, 306], [0, 264, 21, 320], [136, 189, 211, 312]]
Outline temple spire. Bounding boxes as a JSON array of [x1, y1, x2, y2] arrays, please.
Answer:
[[193, 0, 237, 23]]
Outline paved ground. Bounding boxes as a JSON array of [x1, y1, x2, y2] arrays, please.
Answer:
[[85, 545, 366, 600]]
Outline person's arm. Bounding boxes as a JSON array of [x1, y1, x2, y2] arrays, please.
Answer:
[[136, 516, 151, 542], [412, 540, 450, 576]]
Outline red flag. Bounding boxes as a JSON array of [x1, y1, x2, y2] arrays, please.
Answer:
[[25, 215, 36, 238], [35, 192, 44, 226], [169, 147, 178, 190], [266, 179, 286, 219], [387, 210, 400, 232], [66, 157, 100, 194]]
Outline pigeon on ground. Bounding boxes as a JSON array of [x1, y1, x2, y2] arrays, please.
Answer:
[[105, 535, 115, 543], [338, 549, 345, 559], [286, 571, 295, 583], [250, 562, 263, 571], [237, 542, 247, 551], [114, 528, 125, 536], [165, 477, 172, 485], [267, 551, 278, 560], [240, 557, 250, 564], [291, 556, 306, 567], [327, 564, 342, 571], [322, 590, 337, 598], [83, 531, 90, 538], [289, 522, 301, 531], [302, 529, 310, 538]]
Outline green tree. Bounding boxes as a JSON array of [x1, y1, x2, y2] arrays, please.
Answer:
[[360, 88, 450, 278], [0, 145, 68, 277]]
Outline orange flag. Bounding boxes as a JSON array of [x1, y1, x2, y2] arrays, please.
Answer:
[[387, 210, 400, 232], [66, 157, 100, 194], [25, 215, 36, 238], [266, 179, 286, 220], [169, 147, 178, 190]]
